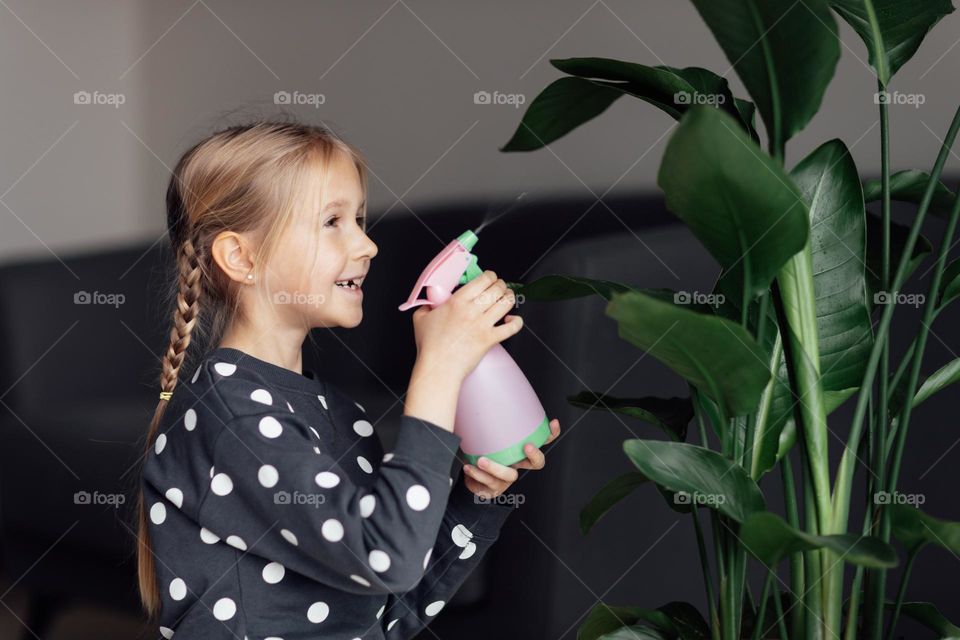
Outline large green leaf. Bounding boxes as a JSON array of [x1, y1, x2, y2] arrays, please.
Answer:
[[599, 627, 667, 640], [863, 169, 956, 218], [607, 290, 771, 420], [690, 0, 840, 149], [500, 77, 624, 151], [889, 504, 960, 554], [579, 472, 649, 536], [622, 440, 765, 522], [568, 392, 693, 441], [937, 258, 960, 308], [890, 357, 960, 418], [657, 106, 809, 299], [578, 602, 709, 640], [830, 0, 954, 85], [740, 511, 898, 568]]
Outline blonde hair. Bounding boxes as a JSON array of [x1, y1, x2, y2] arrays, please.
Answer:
[[135, 119, 368, 621]]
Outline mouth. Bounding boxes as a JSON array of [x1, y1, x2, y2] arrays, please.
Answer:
[[334, 273, 366, 297]]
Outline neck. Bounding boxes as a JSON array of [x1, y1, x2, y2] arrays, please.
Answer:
[[219, 322, 308, 375]]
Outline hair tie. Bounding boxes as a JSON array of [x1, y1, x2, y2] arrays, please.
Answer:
[[159, 391, 173, 401]]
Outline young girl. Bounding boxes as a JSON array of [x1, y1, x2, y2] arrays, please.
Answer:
[[136, 120, 560, 639]]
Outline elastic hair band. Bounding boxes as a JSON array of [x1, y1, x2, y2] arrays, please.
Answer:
[[159, 391, 173, 401]]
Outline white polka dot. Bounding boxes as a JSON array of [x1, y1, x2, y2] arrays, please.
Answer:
[[449, 476, 453, 486], [262, 562, 285, 584], [211, 473, 233, 496], [209, 465, 215, 478], [200, 527, 220, 544], [425, 600, 445, 616], [150, 502, 166, 525], [226, 535, 247, 551], [313, 446, 321, 455], [213, 597, 236, 620], [287, 401, 295, 412], [281, 528, 298, 545], [322, 519, 344, 542], [307, 601, 329, 623], [309, 426, 321, 440], [451, 524, 472, 547], [190, 366, 201, 383], [250, 388, 273, 405], [169, 578, 186, 601], [165, 488, 184, 509], [369, 549, 391, 572], [387, 618, 399, 631], [315, 471, 340, 488], [423, 548, 432, 569], [353, 419, 374, 437], [214, 362, 237, 377], [258, 465, 279, 488], [317, 395, 327, 410], [154, 433, 167, 455], [350, 574, 370, 587], [160, 626, 174, 639], [376, 604, 385, 619], [184, 408, 197, 431], [259, 416, 283, 438], [357, 456, 373, 474], [355, 401, 365, 412], [359, 494, 376, 518], [406, 485, 430, 511], [459, 541, 477, 559], [382, 452, 394, 463]]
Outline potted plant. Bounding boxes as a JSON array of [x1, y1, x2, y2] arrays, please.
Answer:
[[502, 2, 960, 639]]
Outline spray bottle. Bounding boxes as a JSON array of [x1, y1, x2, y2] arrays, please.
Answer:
[[398, 229, 551, 466]]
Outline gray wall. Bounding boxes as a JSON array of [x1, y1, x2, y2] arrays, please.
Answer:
[[2, 0, 960, 262]]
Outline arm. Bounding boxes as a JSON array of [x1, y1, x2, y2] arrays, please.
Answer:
[[378, 474, 515, 637]]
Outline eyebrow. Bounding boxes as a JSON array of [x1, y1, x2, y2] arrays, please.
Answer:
[[323, 198, 365, 212]]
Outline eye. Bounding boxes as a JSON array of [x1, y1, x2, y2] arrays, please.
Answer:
[[324, 215, 340, 228]]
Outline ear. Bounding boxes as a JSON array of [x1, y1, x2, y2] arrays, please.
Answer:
[[211, 230, 257, 284]]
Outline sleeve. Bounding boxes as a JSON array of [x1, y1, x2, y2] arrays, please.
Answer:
[[196, 404, 463, 594], [378, 471, 516, 637]]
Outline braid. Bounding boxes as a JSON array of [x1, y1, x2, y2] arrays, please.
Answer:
[[159, 237, 203, 399]]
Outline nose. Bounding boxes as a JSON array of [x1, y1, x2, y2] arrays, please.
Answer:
[[358, 228, 378, 261]]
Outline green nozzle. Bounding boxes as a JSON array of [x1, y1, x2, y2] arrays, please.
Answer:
[[457, 230, 482, 285]]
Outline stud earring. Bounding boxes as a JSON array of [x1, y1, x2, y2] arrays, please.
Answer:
[[246, 273, 254, 281]]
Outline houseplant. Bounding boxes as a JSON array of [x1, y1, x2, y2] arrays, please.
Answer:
[[502, 2, 960, 639]]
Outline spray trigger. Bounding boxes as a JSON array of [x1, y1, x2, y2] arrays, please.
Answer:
[[458, 253, 482, 285]]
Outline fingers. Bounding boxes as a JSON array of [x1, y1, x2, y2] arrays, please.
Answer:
[[544, 418, 561, 444], [463, 456, 518, 492], [456, 269, 499, 300]]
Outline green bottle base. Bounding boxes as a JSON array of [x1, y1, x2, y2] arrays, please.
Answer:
[[461, 415, 551, 467]]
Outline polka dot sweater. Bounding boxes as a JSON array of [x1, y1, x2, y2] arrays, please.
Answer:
[[141, 346, 516, 639]]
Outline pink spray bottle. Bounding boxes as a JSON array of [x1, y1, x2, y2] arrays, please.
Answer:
[[398, 229, 551, 466]]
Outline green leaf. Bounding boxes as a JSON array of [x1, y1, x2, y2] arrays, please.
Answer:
[[890, 357, 960, 418], [607, 290, 771, 420], [938, 258, 960, 307], [579, 472, 649, 536], [691, 0, 840, 148], [740, 511, 898, 568], [889, 503, 960, 554], [500, 77, 624, 151], [863, 169, 956, 218], [622, 440, 765, 522], [511, 274, 642, 301], [830, 0, 954, 85], [577, 601, 708, 640], [568, 392, 693, 441], [890, 601, 960, 638], [657, 106, 809, 299], [599, 627, 668, 640]]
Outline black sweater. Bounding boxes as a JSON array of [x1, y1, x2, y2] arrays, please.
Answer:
[[141, 346, 515, 639]]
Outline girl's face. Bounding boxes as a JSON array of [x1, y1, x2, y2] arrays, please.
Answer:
[[266, 150, 378, 330]]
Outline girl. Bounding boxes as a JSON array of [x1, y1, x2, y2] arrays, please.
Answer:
[[136, 120, 560, 639]]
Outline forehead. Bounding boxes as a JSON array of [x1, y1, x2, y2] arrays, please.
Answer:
[[312, 150, 363, 210]]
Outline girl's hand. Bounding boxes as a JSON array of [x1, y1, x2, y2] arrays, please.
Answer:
[[462, 418, 560, 500]]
